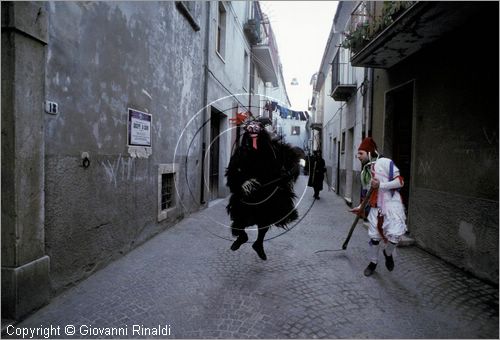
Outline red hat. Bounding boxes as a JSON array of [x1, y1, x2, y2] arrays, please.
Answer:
[[358, 137, 377, 154]]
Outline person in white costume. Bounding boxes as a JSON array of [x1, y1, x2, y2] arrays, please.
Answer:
[[349, 137, 407, 276]]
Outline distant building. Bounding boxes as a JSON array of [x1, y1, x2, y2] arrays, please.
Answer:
[[310, 1, 369, 200]]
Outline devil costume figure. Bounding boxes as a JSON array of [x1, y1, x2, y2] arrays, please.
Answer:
[[226, 117, 300, 260]]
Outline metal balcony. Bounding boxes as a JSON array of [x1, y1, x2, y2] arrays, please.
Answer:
[[253, 41, 278, 87], [310, 123, 323, 131], [350, 2, 484, 68], [330, 49, 356, 102], [250, 2, 279, 87]]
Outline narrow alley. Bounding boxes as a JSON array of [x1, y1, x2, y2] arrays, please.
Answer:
[[2, 2, 498, 339], [5, 177, 498, 339]]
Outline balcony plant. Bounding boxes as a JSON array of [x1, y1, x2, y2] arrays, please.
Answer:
[[341, 1, 416, 54], [341, 21, 370, 53]]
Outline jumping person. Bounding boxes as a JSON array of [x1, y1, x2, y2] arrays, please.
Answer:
[[226, 117, 300, 260], [349, 137, 407, 276]]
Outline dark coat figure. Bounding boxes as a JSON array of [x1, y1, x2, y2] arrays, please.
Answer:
[[226, 118, 300, 260], [307, 150, 326, 199]]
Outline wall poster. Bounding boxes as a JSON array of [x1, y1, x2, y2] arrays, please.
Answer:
[[128, 108, 152, 147]]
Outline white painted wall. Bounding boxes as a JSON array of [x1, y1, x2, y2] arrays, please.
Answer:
[[315, 1, 368, 199]]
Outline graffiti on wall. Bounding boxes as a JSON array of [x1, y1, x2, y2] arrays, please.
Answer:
[[100, 154, 135, 187]]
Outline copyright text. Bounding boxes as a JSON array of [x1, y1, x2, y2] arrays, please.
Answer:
[[6, 324, 172, 338]]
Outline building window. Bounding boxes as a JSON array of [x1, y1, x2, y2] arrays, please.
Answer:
[[216, 2, 227, 59], [291, 126, 300, 135], [158, 163, 178, 222], [175, 1, 200, 31]]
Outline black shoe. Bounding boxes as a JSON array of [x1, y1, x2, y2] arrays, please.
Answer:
[[230, 234, 248, 251], [252, 242, 267, 260], [364, 262, 377, 276], [383, 250, 394, 271]]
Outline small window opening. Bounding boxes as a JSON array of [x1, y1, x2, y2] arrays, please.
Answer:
[[161, 173, 175, 210], [158, 163, 178, 222]]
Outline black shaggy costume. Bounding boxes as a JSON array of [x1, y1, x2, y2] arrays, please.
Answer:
[[225, 118, 300, 260]]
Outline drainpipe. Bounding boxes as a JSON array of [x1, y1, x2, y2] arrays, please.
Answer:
[[338, 105, 342, 196], [248, 48, 254, 116], [368, 68, 374, 136], [200, 1, 211, 205], [241, 46, 252, 148]]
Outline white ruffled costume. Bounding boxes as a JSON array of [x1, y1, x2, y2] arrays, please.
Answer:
[[365, 157, 407, 243]]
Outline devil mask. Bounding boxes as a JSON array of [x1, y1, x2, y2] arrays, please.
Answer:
[[244, 121, 263, 150]]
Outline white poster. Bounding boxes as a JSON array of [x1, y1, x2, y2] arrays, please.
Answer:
[[128, 108, 152, 147]]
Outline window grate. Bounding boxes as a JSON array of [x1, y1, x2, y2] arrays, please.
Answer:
[[161, 173, 175, 210]]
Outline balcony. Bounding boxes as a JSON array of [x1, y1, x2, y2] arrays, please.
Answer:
[[250, 2, 279, 87], [330, 49, 356, 101], [348, 2, 484, 68], [309, 123, 323, 131], [253, 41, 279, 87]]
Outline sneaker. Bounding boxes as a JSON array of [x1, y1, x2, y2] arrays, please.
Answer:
[[383, 250, 394, 271], [364, 262, 377, 276]]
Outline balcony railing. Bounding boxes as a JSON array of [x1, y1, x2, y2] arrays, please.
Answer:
[[252, 3, 280, 86], [330, 49, 356, 101], [341, 1, 416, 56], [344, 2, 480, 68]]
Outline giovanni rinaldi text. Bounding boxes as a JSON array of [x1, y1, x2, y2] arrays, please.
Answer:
[[6, 324, 172, 338]]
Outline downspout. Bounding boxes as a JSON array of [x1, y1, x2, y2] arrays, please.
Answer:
[[248, 53, 253, 115], [200, 1, 211, 205], [248, 2, 255, 117], [338, 105, 342, 196], [368, 68, 374, 136], [242, 4, 256, 150]]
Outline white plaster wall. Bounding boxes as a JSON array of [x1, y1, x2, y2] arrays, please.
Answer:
[[279, 118, 308, 149], [317, 3, 368, 198]]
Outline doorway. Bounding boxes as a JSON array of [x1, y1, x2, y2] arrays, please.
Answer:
[[385, 82, 414, 211], [336, 141, 341, 193], [345, 128, 354, 201], [209, 108, 222, 201]]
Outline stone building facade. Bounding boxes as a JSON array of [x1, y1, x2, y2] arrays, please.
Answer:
[[1, 1, 291, 320]]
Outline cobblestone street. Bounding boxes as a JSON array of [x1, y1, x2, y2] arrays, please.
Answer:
[[5, 176, 499, 339]]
